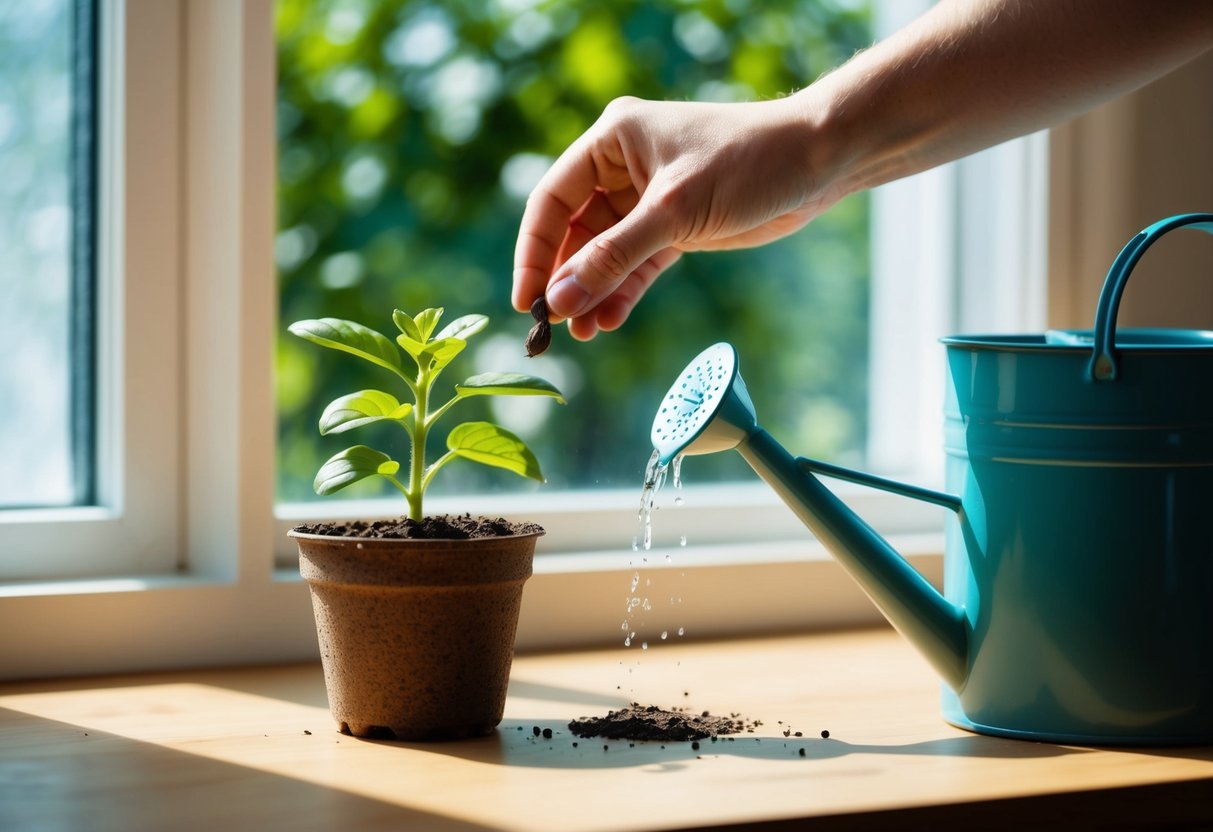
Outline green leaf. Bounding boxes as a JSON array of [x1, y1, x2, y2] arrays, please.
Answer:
[[396, 333, 465, 371], [395, 333, 428, 361], [313, 445, 398, 495], [392, 309, 422, 341], [413, 308, 443, 341], [288, 318, 402, 376], [423, 337, 466, 372], [455, 372, 566, 404], [445, 421, 544, 481], [435, 314, 488, 342], [319, 390, 412, 435]]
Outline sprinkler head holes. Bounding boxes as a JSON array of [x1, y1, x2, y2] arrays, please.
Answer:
[[650, 342, 757, 465]]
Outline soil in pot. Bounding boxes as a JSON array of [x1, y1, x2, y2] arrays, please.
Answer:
[[295, 514, 542, 540]]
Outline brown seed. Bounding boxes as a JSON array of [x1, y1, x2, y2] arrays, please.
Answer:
[[525, 319, 552, 357], [530, 295, 550, 323]]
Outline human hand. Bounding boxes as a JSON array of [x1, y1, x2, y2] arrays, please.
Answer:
[[512, 94, 834, 340]]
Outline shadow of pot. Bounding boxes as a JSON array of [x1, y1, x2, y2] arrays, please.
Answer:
[[290, 527, 542, 741]]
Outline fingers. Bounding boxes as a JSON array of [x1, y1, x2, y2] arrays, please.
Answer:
[[565, 247, 682, 340], [512, 187, 575, 314], [512, 119, 634, 314], [541, 187, 637, 319], [514, 96, 682, 334], [545, 189, 677, 320], [595, 247, 682, 331]]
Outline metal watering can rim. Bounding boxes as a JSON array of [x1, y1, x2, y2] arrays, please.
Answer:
[[941, 328, 1213, 351], [648, 212, 1213, 710]]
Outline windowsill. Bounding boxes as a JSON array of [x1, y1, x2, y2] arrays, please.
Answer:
[[4, 627, 1211, 830], [0, 533, 944, 677]]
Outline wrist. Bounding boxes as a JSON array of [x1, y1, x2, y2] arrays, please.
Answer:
[[783, 80, 863, 212]]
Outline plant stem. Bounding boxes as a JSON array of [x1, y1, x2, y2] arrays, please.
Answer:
[[407, 366, 429, 521]]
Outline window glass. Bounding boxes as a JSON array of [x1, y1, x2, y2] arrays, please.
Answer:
[[276, 0, 872, 502], [0, 0, 93, 508]]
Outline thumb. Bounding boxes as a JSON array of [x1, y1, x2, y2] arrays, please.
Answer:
[[545, 205, 673, 319]]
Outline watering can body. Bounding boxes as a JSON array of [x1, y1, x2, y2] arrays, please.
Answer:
[[938, 334, 1213, 743], [658, 214, 1213, 744]]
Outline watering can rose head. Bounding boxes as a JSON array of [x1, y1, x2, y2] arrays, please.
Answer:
[[289, 307, 565, 521]]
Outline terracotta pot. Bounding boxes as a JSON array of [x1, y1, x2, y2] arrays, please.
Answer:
[[290, 527, 541, 741]]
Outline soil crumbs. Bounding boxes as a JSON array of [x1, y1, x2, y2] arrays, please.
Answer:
[[294, 514, 543, 540], [569, 704, 756, 742]]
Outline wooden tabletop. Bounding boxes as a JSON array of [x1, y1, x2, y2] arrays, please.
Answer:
[[3, 628, 1212, 831]]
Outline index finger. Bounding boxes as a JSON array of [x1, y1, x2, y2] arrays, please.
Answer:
[[511, 131, 625, 313]]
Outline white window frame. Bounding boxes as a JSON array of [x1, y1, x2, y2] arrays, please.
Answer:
[[0, 0, 1050, 679], [0, 0, 183, 581]]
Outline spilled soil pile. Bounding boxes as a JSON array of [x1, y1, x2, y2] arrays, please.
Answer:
[[294, 514, 543, 540], [568, 704, 757, 742]]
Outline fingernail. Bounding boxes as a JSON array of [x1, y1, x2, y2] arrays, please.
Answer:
[[547, 275, 590, 318]]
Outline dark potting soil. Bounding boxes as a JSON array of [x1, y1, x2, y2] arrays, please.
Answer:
[[568, 704, 756, 742], [293, 514, 544, 540]]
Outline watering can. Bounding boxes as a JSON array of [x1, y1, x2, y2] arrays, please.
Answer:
[[652, 213, 1213, 745]]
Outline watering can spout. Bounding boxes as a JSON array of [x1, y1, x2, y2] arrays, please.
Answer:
[[653, 344, 968, 690], [737, 430, 968, 689]]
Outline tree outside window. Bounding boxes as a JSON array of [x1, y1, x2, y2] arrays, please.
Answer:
[[276, 0, 872, 502]]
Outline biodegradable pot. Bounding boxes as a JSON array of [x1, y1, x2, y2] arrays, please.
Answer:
[[290, 528, 541, 741]]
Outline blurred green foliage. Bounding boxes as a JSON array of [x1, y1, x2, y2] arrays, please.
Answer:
[[277, 0, 872, 503]]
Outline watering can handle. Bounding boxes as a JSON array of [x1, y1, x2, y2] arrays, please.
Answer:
[[1089, 212, 1213, 381]]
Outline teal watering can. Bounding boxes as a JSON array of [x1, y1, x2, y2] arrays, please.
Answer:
[[652, 213, 1213, 745]]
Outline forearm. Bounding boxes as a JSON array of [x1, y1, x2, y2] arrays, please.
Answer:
[[799, 0, 1213, 202]]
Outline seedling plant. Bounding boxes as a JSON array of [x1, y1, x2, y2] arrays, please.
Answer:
[[289, 308, 565, 520]]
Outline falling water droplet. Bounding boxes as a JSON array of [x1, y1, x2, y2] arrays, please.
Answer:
[[678, 627, 685, 636], [660, 631, 668, 640], [641, 642, 649, 650], [679, 535, 687, 547]]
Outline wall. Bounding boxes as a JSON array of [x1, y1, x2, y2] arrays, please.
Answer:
[[1048, 50, 1213, 330]]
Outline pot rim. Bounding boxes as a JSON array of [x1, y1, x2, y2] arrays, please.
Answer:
[[288, 527, 546, 545]]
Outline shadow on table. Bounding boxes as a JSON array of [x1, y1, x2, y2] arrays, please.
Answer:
[[0, 707, 492, 832], [359, 715, 1088, 772]]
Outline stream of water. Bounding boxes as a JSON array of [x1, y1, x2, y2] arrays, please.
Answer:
[[638, 450, 685, 551], [621, 449, 691, 652]]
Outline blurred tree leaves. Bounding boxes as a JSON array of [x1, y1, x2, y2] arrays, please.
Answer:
[[277, 0, 872, 502]]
